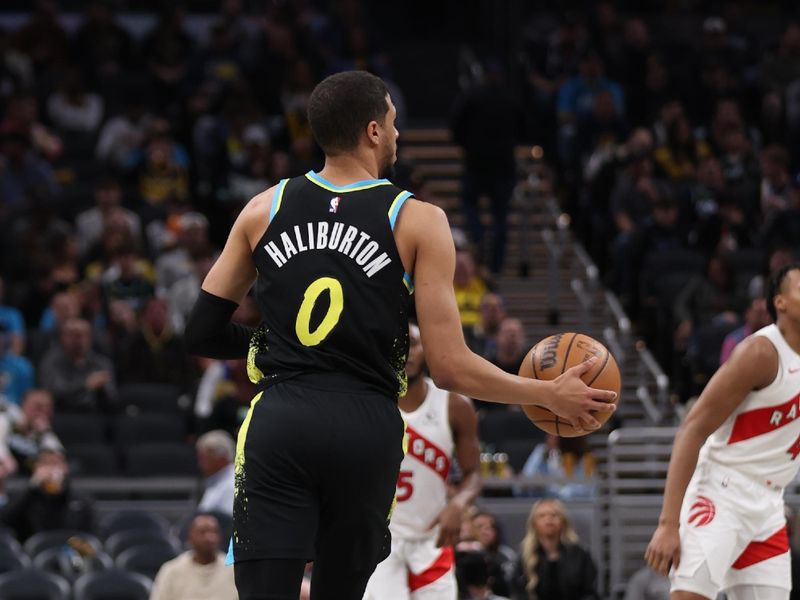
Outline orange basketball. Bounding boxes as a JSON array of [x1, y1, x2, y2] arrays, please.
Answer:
[[519, 332, 621, 437]]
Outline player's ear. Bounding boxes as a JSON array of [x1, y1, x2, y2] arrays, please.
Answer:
[[366, 121, 380, 147], [776, 294, 787, 315]]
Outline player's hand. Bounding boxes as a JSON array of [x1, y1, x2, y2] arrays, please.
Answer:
[[644, 523, 681, 576], [429, 501, 462, 547], [549, 357, 617, 434]]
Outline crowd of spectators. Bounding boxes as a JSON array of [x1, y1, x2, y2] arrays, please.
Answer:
[[3, 0, 797, 596], [513, 4, 800, 400]]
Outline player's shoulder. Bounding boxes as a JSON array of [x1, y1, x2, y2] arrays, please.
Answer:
[[731, 331, 779, 364], [447, 391, 478, 431], [397, 198, 449, 232], [447, 391, 474, 411], [242, 185, 278, 217]]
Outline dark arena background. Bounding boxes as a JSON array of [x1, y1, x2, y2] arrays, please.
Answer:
[[0, 1, 797, 598]]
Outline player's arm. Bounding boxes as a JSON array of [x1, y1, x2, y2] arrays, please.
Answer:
[[644, 335, 778, 575], [184, 187, 275, 359], [406, 201, 616, 433], [431, 393, 482, 547]]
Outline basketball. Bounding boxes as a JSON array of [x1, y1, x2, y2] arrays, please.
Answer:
[[518, 332, 621, 437]]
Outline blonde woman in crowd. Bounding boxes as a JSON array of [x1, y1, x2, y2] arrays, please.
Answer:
[[511, 499, 598, 600]]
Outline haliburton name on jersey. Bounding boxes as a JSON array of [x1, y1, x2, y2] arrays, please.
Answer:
[[264, 221, 393, 277]]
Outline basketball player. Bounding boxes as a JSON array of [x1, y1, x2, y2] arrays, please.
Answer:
[[364, 323, 481, 599], [184, 70, 617, 599], [645, 263, 800, 599]]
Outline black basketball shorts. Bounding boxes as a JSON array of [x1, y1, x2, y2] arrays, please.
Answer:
[[229, 373, 405, 571]]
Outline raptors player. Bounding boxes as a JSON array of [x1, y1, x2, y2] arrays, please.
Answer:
[[364, 323, 481, 599], [646, 263, 800, 600]]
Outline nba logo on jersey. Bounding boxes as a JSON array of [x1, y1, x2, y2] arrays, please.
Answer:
[[329, 197, 341, 213]]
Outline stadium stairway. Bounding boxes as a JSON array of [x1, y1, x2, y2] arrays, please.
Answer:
[[400, 129, 673, 429]]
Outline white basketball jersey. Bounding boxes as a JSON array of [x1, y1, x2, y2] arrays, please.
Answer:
[[390, 378, 455, 540], [699, 324, 800, 488]]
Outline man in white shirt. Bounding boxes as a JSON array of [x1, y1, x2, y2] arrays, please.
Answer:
[[196, 430, 235, 515], [150, 514, 237, 600]]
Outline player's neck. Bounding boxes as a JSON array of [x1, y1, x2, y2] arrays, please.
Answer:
[[399, 377, 427, 412], [318, 153, 380, 184], [778, 320, 800, 355]]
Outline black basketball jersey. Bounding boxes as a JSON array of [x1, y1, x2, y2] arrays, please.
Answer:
[[248, 171, 414, 399]]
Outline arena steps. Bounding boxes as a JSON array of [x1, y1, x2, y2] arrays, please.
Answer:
[[402, 128, 670, 429]]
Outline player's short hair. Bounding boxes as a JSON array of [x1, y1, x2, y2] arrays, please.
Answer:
[[307, 71, 389, 155], [766, 263, 800, 322]]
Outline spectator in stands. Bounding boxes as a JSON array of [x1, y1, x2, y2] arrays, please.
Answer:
[[622, 194, 688, 315], [39, 317, 117, 412], [466, 293, 506, 358], [673, 253, 742, 353], [143, 5, 194, 108], [451, 62, 522, 274], [72, 0, 134, 89], [46, 67, 104, 135], [512, 499, 599, 600], [101, 243, 155, 314], [0, 388, 61, 474], [117, 297, 195, 389], [719, 297, 770, 364], [95, 90, 152, 172], [0, 323, 33, 406], [487, 318, 526, 377], [12, 0, 68, 75], [689, 157, 756, 256], [156, 212, 210, 295], [196, 430, 235, 516], [623, 565, 669, 600], [557, 49, 625, 165], [454, 250, 488, 330], [758, 144, 794, 235], [457, 550, 511, 600], [76, 178, 141, 259], [0, 120, 60, 214], [0, 276, 25, 355], [472, 510, 517, 596], [150, 513, 237, 600], [653, 114, 711, 182], [169, 249, 216, 334], [2, 90, 62, 161], [0, 448, 93, 541], [520, 435, 597, 500], [138, 128, 190, 213], [27, 290, 81, 366], [575, 88, 628, 167], [718, 125, 760, 209]]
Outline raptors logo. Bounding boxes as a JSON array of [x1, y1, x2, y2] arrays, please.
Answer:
[[688, 495, 716, 527]]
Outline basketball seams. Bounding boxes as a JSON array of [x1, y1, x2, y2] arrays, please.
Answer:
[[560, 333, 578, 374], [521, 332, 620, 439], [587, 345, 611, 387]]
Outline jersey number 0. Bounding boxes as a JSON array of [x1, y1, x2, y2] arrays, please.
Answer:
[[295, 277, 344, 346]]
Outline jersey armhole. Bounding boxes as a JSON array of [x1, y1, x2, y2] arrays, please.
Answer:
[[268, 179, 290, 223], [388, 190, 415, 295]]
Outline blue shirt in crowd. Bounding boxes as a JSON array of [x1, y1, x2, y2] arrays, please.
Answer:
[[0, 353, 34, 405]]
